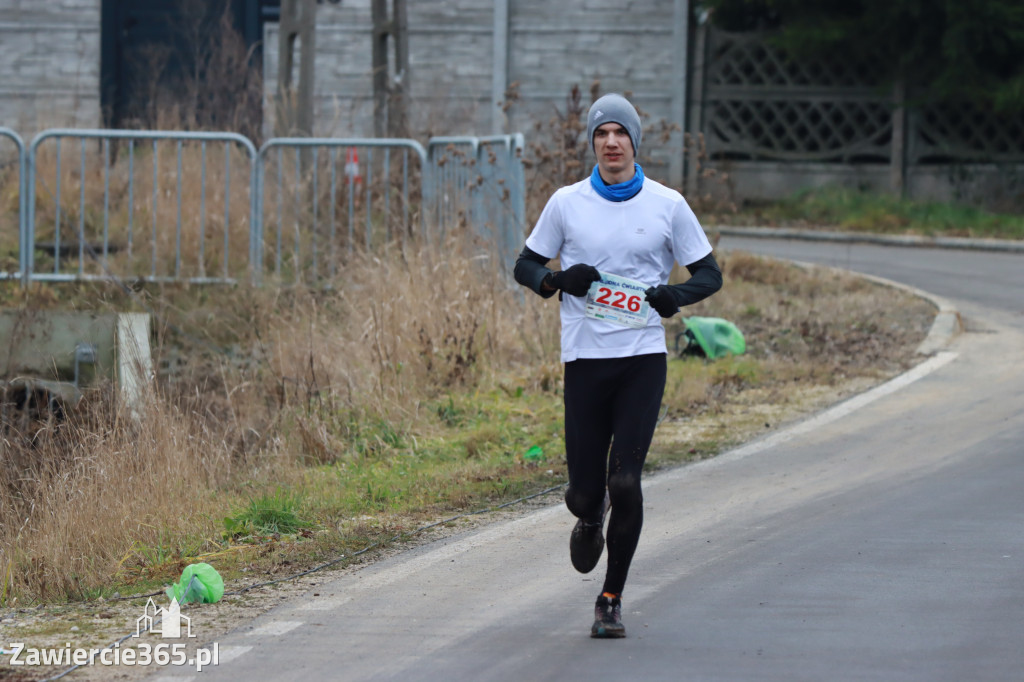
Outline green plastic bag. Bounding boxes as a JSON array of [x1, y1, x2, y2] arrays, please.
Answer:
[[165, 563, 224, 604], [681, 317, 746, 359]]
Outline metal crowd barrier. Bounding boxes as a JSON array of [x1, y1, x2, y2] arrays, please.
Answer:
[[255, 138, 428, 284], [0, 127, 26, 282], [427, 134, 525, 270], [2, 128, 525, 287], [26, 130, 258, 284]]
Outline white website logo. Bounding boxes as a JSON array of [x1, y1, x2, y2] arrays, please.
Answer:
[[136, 597, 194, 639], [5, 597, 216, 671]]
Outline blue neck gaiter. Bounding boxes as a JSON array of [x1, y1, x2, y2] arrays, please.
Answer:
[[590, 163, 644, 202]]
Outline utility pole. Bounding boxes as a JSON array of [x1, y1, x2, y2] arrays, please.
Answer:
[[671, 0, 690, 190], [372, 0, 409, 138], [276, 0, 317, 138], [391, 0, 408, 137], [492, 0, 509, 134]]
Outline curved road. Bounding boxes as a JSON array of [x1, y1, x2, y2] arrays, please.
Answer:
[[172, 238, 1024, 682]]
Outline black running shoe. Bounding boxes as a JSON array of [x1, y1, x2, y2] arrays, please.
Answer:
[[569, 493, 609, 574], [591, 594, 626, 638]]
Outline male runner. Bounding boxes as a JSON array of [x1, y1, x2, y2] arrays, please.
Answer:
[[513, 93, 722, 638]]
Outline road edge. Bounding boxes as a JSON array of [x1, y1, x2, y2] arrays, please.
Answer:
[[717, 226, 1024, 253]]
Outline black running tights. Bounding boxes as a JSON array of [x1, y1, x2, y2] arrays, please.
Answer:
[[563, 353, 667, 596]]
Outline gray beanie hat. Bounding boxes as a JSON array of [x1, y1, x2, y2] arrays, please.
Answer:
[[587, 93, 642, 154]]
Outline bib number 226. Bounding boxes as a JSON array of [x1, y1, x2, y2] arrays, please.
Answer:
[[594, 287, 642, 313], [584, 272, 651, 328]]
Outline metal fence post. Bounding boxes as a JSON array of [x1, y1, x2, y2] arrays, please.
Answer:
[[0, 128, 27, 286], [251, 151, 264, 285]]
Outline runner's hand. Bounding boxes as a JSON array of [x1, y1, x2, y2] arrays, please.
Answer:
[[548, 264, 600, 297], [644, 285, 680, 318]]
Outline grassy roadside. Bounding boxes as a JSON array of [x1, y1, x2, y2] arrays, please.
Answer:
[[0, 245, 938, 682], [702, 186, 1024, 240], [0, 244, 936, 612]]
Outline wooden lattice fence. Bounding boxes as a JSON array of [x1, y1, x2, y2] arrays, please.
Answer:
[[687, 25, 1024, 202], [913, 102, 1024, 164], [698, 29, 891, 163]]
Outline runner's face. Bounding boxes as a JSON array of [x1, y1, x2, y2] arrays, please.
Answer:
[[593, 123, 636, 184]]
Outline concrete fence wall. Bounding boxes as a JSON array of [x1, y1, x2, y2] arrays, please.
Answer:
[[0, 0, 692, 187], [2, 0, 1020, 208], [267, 0, 690, 184], [0, 0, 101, 133]]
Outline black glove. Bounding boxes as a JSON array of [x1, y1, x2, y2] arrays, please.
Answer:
[[644, 285, 680, 318], [547, 264, 600, 297]]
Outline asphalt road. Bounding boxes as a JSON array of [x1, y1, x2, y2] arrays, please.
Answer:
[[722, 236, 1024, 326], [161, 238, 1024, 682]]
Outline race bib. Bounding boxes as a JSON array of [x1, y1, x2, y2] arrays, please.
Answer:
[[584, 272, 651, 328]]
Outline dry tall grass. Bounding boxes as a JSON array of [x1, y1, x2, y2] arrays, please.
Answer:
[[0, 230, 562, 603], [0, 389, 234, 601]]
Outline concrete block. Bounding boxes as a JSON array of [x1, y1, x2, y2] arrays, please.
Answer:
[[0, 310, 152, 406]]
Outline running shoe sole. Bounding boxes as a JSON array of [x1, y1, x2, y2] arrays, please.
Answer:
[[569, 492, 610, 574], [570, 519, 605, 573]]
